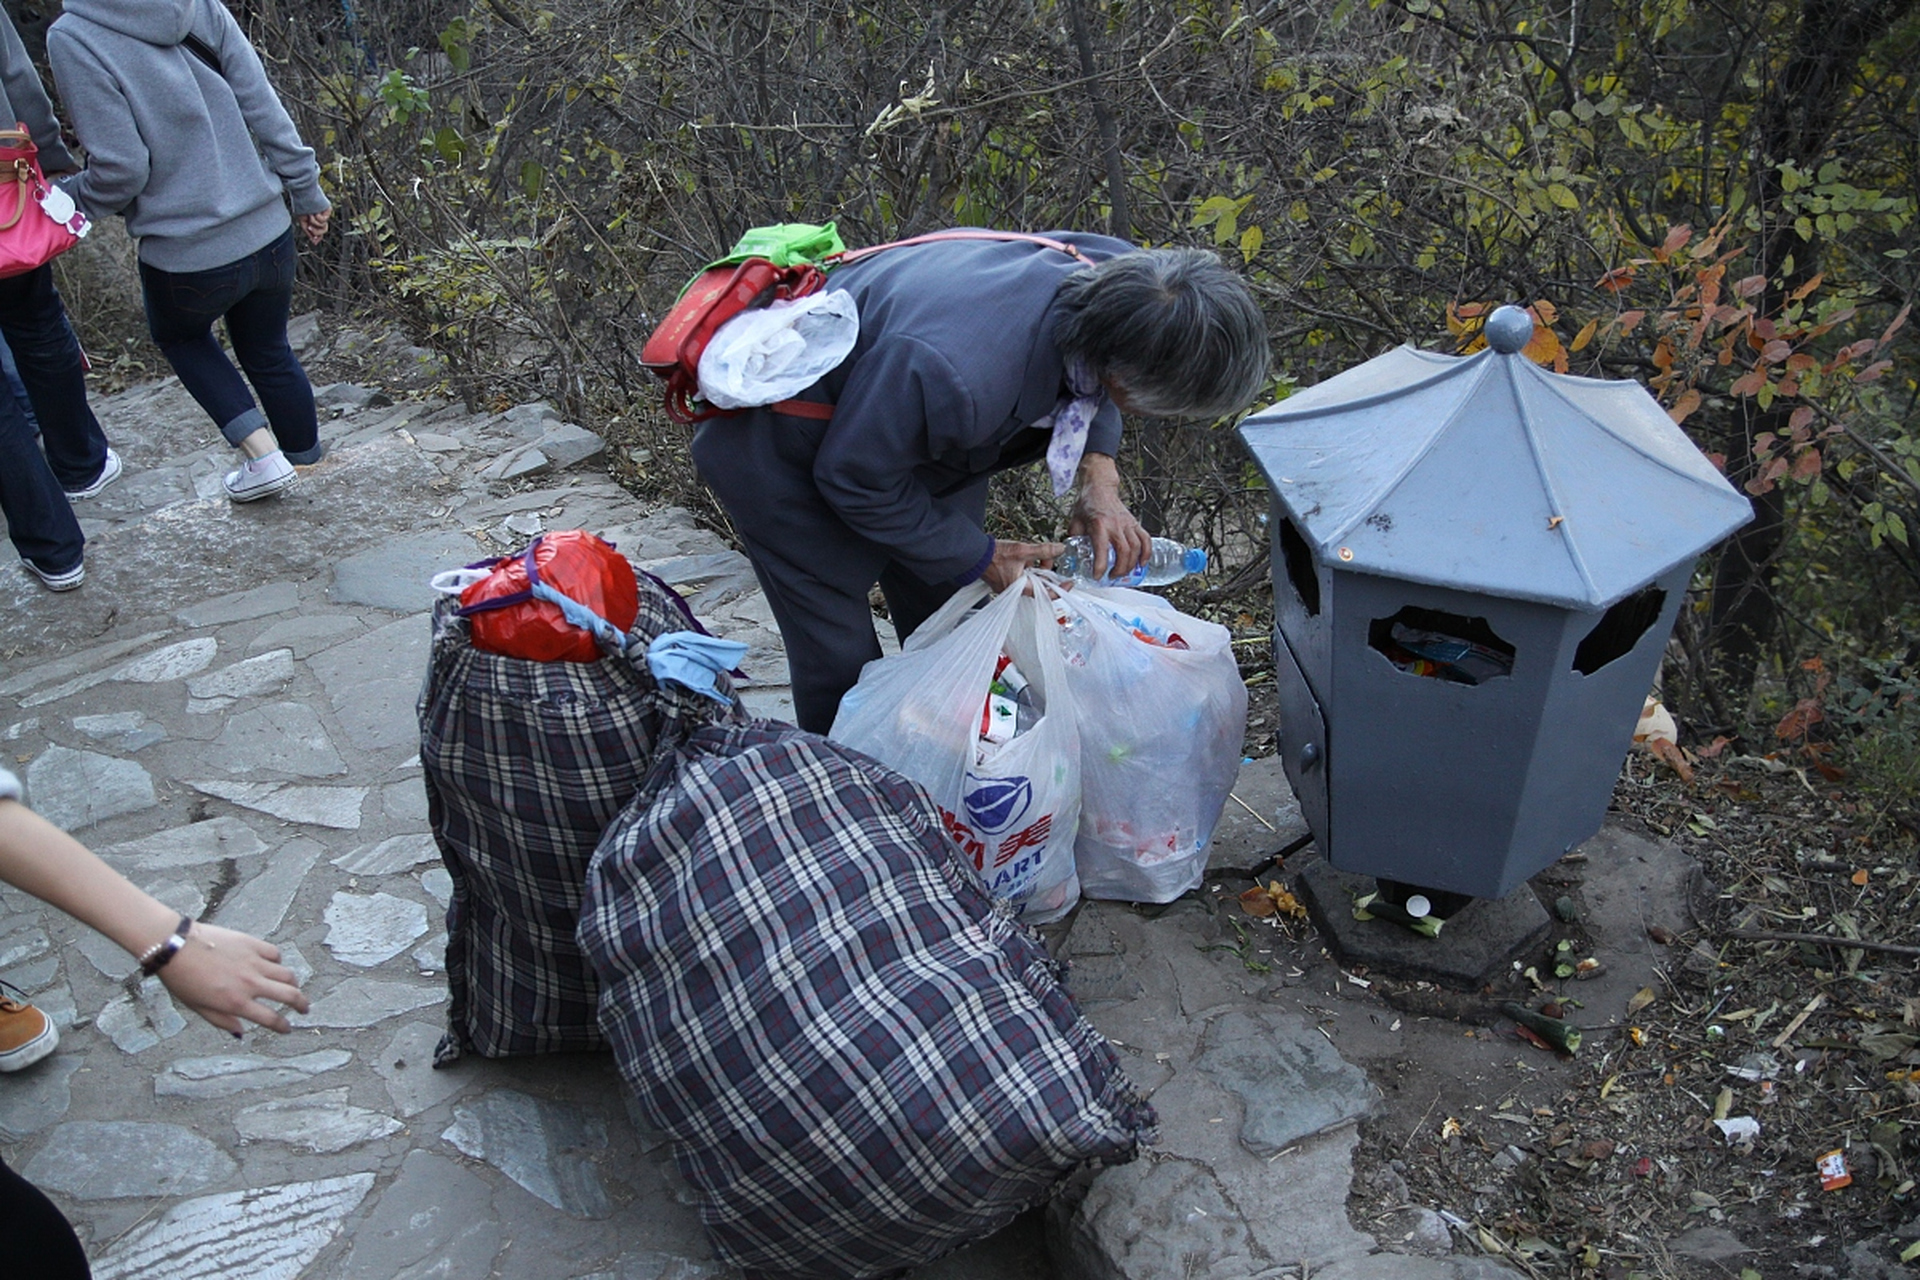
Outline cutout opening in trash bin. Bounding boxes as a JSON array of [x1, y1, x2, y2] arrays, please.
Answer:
[[1572, 584, 1666, 676], [1368, 606, 1516, 685], [1278, 517, 1321, 616]]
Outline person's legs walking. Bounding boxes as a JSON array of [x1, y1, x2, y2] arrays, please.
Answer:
[[221, 231, 320, 464], [0, 267, 113, 499], [140, 252, 296, 501], [0, 330, 40, 433], [0, 391, 84, 585]]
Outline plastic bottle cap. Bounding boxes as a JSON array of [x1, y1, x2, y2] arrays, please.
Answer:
[[1182, 548, 1207, 574], [1405, 894, 1432, 918]]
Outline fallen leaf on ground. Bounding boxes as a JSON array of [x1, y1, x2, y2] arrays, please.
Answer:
[[1646, 736, 1695, 782]]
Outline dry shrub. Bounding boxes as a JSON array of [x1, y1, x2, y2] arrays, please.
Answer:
[[52, 217, 159, 390]]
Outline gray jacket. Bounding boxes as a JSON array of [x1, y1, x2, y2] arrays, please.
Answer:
[[0, 763, 20, 803], [1, 13, 77, 172], [48, 0, 328, 272], [768, 231, 1130, 584]]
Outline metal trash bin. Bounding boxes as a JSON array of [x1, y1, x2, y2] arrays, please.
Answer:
[[1236, 306, 1752, 907]]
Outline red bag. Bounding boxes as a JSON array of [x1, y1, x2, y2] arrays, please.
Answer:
[[641, 258, 831, 424], [457, 532, 641, 663], [0, 125, 89, 279]]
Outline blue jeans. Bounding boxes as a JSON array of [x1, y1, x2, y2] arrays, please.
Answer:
[[0, 265, 108, 572], [0, 330, 40, 430], [140, 229, 321, 463]]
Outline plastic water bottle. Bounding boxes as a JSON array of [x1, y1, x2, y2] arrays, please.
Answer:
[[1055, 535, 1206, 588]]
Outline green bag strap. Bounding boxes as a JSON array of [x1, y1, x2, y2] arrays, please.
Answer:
[[670, 222, 1089, 302], [715, 221, 847, 270]]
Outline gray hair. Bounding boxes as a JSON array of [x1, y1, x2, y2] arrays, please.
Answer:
[[1053, 247, 1270, 419]]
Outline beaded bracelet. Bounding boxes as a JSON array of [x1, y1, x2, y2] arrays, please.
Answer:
[[138, 916, 194, 977]]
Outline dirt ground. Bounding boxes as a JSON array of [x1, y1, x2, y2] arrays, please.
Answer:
[[1218, 674, 1920, 1280]]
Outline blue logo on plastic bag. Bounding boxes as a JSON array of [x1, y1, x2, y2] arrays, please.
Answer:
[[965, 775, 1032, 834]]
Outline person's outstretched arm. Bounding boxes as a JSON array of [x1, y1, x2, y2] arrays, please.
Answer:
[[0, 791, 308, 1036]]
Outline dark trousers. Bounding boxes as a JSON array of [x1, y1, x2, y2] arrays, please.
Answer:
[[0, 265, 107, 573], [140, 229, 321, 463], [691, 417, 982, 734], [0, 1153, 90, 1278]]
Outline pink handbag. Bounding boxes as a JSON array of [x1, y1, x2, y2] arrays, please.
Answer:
[[0, 123, 89, 279]]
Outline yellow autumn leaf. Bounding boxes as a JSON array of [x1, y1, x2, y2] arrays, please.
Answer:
[[1240, 223, 1264, 263]]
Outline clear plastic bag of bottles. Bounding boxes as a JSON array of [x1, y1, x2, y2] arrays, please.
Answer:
[[1049, 584, 1247, 904]]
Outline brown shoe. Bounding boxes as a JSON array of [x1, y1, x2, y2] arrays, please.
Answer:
[[0, 993, 58, 1071]]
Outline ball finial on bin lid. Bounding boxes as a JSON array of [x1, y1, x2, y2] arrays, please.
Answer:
[[1485, 305, 1534, 354]]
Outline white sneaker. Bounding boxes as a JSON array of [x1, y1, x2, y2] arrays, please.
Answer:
[[224, 450, 297, 502], [23, 557, 85, 591], [65, 447, 123, 499]]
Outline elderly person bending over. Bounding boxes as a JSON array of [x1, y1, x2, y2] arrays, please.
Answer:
[[691, 231, 1270, 734]]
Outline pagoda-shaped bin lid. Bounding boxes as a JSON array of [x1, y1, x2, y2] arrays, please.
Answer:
[[1238, 307, 1753, 610]]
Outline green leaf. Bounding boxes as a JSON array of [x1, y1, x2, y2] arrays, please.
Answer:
[[519, 160, 545, 201], [1546, 183, 1580, 210]]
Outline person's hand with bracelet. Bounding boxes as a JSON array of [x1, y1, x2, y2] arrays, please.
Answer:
[[0, 792, 309, 1036]]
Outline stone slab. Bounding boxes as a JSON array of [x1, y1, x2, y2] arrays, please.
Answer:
[[91, 1173, 375, 1280], [295, 977, 445, 1028], [24, 1121, 235, 1199], [334, 1151, 504, 1279], [0, 1054, 83, 1140], [1193, 1008, 1379, 1155], [233, 1087, 404, 1152], [205, 702, 346, 777], [24, 746, 156, 832], [101, 815, 268, 870], [306, 613, 432, 751], [1298, 854, 1552, 989], [1205, 753, 1312, 875], [328, 531, 484, 613], [174, 581, 301, 628], [186, 649, 297, 701], [441, 1089, 612, 1218], [185, 780, 367, 829]]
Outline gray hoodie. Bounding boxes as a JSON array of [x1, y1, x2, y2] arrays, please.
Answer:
[[47, 0, 328, 272], [1, 12, 77, 173]]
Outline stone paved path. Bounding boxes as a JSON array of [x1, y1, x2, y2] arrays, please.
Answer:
[[1, 327, 1535, 1279]]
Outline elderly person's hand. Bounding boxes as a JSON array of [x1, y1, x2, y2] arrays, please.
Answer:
[[982, 539, 1066, 592], [1067, 452, 1151, 580]]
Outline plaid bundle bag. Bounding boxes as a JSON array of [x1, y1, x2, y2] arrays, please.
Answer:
[[419, 577, 742, 1060], [578, 719, 1156, 1279]]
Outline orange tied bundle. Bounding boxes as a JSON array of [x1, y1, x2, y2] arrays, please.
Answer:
[[458, 531, 640, 663]]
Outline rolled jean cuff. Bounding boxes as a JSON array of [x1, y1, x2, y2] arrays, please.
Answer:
[[283, 440, 327, 466], [220, 407, 270, 448]]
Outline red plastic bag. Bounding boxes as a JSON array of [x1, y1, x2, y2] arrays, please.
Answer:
[[458, 532, 640, 663]]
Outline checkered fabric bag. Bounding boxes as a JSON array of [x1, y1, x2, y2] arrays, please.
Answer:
[[419, 577, 743, 1061], [579, 719, 1156, 1279]]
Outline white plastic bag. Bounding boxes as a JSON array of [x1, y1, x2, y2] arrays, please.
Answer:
[[1052, 584, 1247, 903], [830, 576, 1081, 922], [696, 290, 860, 410]]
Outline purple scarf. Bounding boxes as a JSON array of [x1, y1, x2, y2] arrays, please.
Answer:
[[1038, 356, 1108, 497]]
